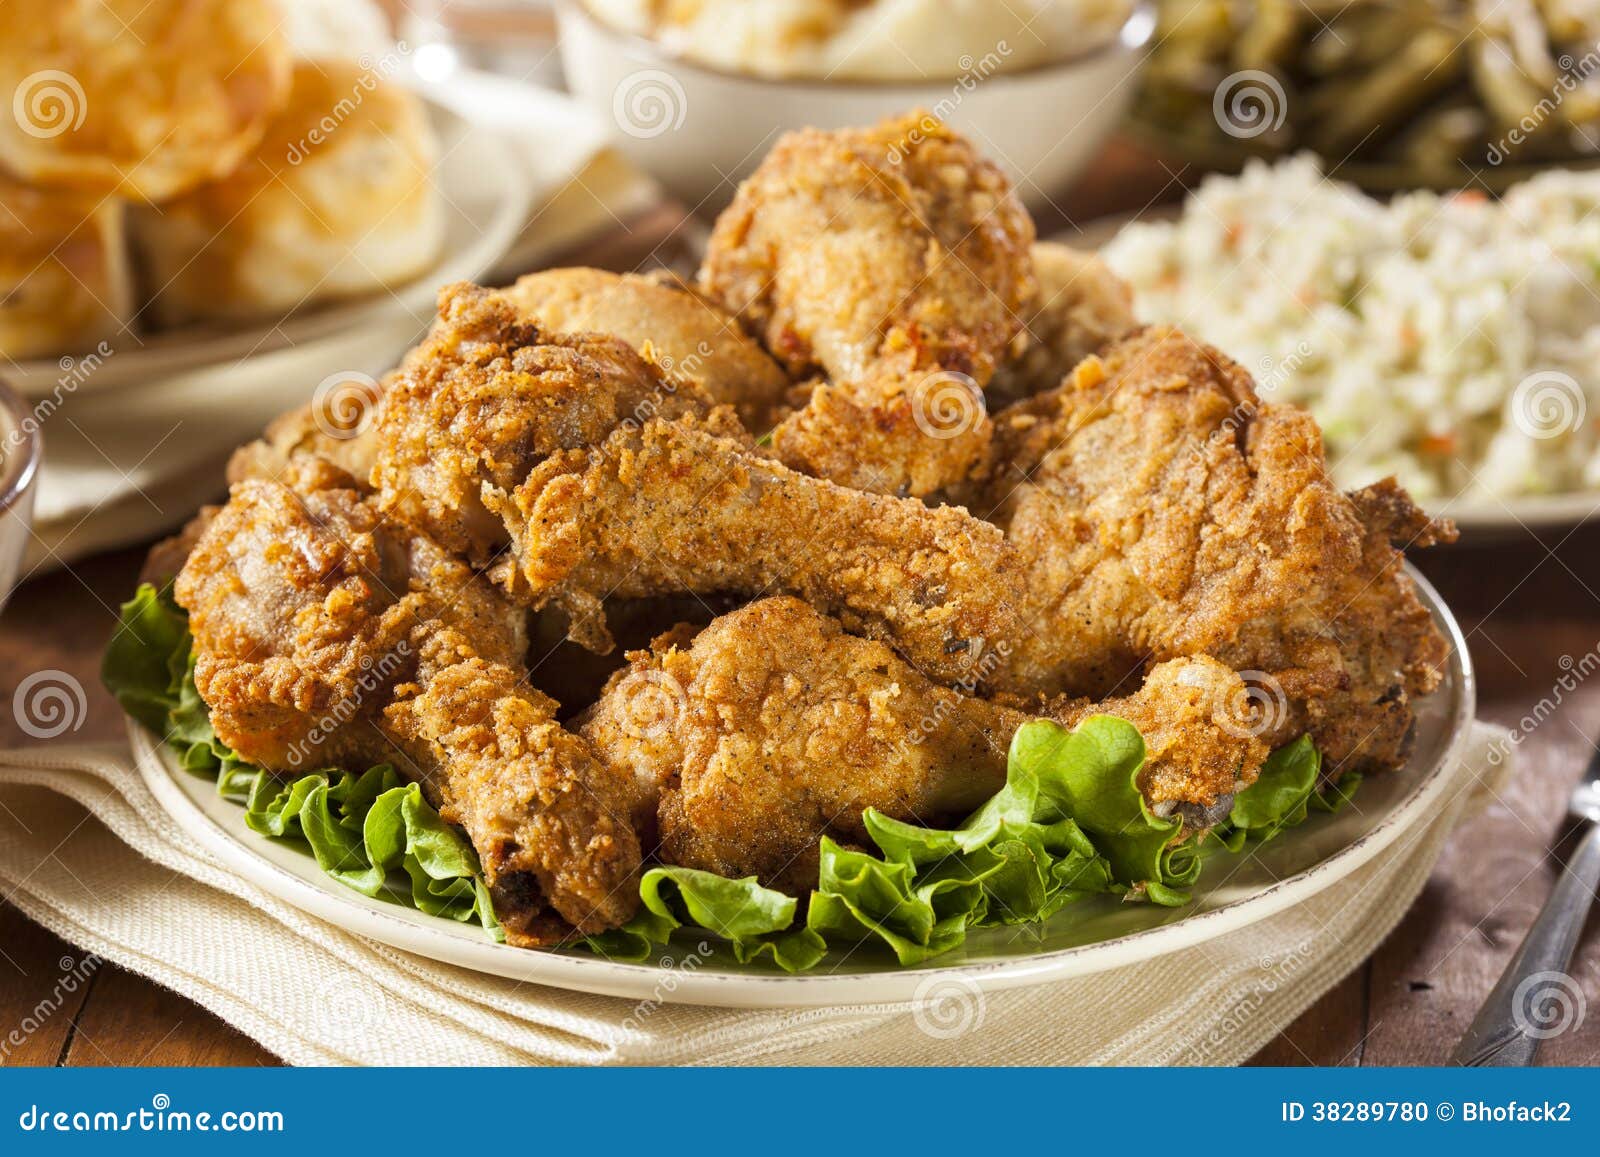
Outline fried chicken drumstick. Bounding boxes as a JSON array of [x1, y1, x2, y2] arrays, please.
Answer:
[[581, 597, 1267, 893], [173, 460, 642, 942]]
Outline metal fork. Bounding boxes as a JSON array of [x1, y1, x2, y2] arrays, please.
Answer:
[[1450, 742, 1600, 1066]]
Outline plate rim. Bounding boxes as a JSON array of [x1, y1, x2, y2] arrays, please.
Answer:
[[9, 91, 534, 400], [128, 565, 1477, 1009]]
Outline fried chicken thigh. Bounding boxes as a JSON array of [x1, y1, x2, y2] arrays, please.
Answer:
[[700, 113, 1036, 496], [174, 460, 641, 941], [975, 327, 1455, 772], [581, 597, 1266, 893]]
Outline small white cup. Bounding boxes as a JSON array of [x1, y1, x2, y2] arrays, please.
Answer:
[[0, 379, 41, 611]]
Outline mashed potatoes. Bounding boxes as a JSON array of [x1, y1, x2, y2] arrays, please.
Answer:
[[586, 0, 1135, 80]]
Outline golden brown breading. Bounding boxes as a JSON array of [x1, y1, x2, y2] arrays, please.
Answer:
[[502, 413, 1033, 689], [501, 267, 792, 434], [174, 463, 487, 773], [1047, 656, 1267, 824], [174, 462, 641, 941], [372, 283, 715, 559], [580, 597, 1265, 894], [385, 639, 644, 940], [975, 327, 1456, 772], [225, 381, 384, 489], [989, 242, 1137, 407], [700, 112, 1036, 496]]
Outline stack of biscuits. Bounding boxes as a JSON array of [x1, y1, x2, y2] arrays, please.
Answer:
[[0, 0, 441, 361]]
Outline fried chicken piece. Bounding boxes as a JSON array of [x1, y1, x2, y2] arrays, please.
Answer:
[[700, 112, 1035, 496], [372, 283, 1034, 684], [503, 413, 1032, 688], [580, 597, 1265, 894], [975, 327, 1456, 772], [174, 461, 641, 940], [384, 637, 644, 942], [371, 283, 715, 560], [501, 267, 792, 434], [989, 242, 1137, 407]]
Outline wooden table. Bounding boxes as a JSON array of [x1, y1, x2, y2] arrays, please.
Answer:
[[2, 141, 1598, 1067]]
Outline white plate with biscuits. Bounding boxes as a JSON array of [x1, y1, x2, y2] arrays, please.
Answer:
[[4, 91, 530, 400]]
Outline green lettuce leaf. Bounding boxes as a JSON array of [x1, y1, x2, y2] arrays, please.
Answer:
[[1212, 737, 1360, 852], [103, 584, 499, 935], [586, 866, 826, 971]]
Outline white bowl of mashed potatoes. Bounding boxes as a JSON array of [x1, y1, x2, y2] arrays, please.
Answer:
[[557, 0, 1153, 211]]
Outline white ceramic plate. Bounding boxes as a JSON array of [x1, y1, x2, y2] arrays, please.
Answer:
[[8, 95, 533, 400], [1067, 211, 1600, 536], [129, 567, 1475, 1009]]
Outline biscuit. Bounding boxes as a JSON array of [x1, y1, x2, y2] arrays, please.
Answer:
[[0, 0, 292, 203], [132, 59, 442, 326], [0, 174, 134, 360]]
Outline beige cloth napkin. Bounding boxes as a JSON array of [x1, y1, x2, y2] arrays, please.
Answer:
[[0, 722, 1509, 1066]]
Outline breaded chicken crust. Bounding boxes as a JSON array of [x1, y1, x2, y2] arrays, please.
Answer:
[[502, 267, 793, 434], [977, 327, 1455, 771], [700, 112, 1036, 496]]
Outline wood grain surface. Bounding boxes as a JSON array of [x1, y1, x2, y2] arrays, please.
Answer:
[[1, 139, 1596, 1067]]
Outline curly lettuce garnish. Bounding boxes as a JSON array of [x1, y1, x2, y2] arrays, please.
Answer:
[[1212, 736, 1362, 853]]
